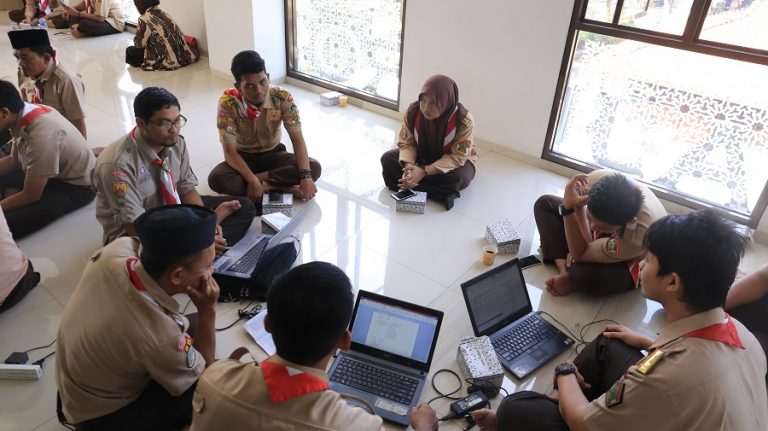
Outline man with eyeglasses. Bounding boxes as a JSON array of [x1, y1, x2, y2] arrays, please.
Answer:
[[207, 50, 321, 204], [93, 87, 256, 251]]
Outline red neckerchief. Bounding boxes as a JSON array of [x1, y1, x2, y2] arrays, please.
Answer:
[[261, 361, 329, 404], [224, 88, 262, 120], [684, 314, 744, 349], [20, 104, 52, 128]]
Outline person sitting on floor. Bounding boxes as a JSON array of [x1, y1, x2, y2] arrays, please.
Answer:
[[93, 86, 256, 251], [56, 204, 220, 430], [8, 29, 87, 138], [417, 209, 768, 431], [0, 206, 40, 313], [380, 74, 477, 210], [533, 169, 666, 296], [51, 0, 125, 38], [207, 50, 321, 205], [126, 0, 199, 71], [726, 263, 768, 386], [0, 79, 95, 239], [8, 0, 60, 25], [191, 261, 437, 431]]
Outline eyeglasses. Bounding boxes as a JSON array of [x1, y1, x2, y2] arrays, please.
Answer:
[[149, 115, 187, 130]]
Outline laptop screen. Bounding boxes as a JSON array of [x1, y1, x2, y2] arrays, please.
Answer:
[[349, 292, 442, 371], [461, 259, 533, 336]]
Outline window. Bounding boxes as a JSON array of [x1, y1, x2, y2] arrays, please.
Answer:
[[285, 0, 406, 109], [544, 0, 768, 227]]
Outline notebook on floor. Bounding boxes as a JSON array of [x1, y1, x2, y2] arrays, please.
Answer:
[[460, 258, 575, 380], [212, 206, 308, 279], [328, 290, 443, 427]]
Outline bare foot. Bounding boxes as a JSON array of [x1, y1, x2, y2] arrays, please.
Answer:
[[214, 200, 242, 224], [545, 272, 575, 296], [71, 28, 85, 38]]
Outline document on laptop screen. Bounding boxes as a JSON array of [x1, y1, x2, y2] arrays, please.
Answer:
[[466, 270, 529, 334], [352, 298, 438, 363]]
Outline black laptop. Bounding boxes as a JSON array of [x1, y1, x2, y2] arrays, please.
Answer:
[[460, 259, 574, 379]]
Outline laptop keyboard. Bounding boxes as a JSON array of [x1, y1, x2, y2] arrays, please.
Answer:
[[492, 314, 557, 362], [330, 357, 419, 405], [226, 238, 268, 273]]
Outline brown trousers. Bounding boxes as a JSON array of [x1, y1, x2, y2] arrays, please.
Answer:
[[380, 148, 475, 200], [496, 335, 644, 431], [533, 195, 635, 295], [207, 144, 322, 196]]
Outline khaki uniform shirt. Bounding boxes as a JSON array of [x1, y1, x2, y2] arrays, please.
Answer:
[[583, 308, 768, 430], [584, 169, 667, 263], [398, 112, 478, 174], [94, 129, 198, 244], [191, 354, 385, 431], [18, 61, 86, 125], [0, 207, 28, 305], [56, 237, 204, 424], [10, 103, 94, 187], [216, 86, 302, 154], [88, 0, 125, 32]]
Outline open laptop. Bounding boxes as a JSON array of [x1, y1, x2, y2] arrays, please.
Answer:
[[460, 259, 575, 380], [213, 207, 308, 279], [328, 290, 443, 427]]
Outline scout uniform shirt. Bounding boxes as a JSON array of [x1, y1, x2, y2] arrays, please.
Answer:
[[87, 0, 126, 32], [0, 208, 28, 306], [582, 308, 768, 430], [10, 103, 94, 186], [191, 353, 385, 431], [18, 60, 86, 128], [397, 110, 478, 175], [94, 128, 198, 244], [216, 86, 302, 154], [56, 237, 204, 424]]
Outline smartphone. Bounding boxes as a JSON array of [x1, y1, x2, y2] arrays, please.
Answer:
[[391, 189, 417, 201], [519, 255, 542, 269]]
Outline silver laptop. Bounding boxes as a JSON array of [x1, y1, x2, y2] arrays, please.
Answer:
[[461, 259, 575, 379], [212, 207, 308, 279], [328, 290, 443, 427]]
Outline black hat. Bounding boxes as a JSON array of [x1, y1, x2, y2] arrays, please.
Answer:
[[8, 29, 51, 50], [134, 205, 216, 257]]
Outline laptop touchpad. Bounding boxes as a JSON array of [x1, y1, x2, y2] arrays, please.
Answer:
[[530, 348, 547, 360]]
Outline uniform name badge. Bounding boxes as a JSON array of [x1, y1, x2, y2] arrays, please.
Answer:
[[604, 376, 626, 407], [268, 109, 281, 121]]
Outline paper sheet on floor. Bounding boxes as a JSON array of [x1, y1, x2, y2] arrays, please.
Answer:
[[244, 310, 276, 356]]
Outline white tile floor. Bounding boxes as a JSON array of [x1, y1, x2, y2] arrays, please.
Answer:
[[1, 22, 768, 431]]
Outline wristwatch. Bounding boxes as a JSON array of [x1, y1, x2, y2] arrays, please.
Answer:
[[553, 363, 577, 390], [558, 204, 575, 217]]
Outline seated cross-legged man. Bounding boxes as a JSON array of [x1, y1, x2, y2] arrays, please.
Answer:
[[9, 29, 88, 139], [56, 204, 220, 430], [94, 86, 256, 253], [208, 50, 321, 206], [417, 209, 768, 431], [191, 261, 439, 431], [533, 169, 666, 296], [0, 80, 95, 239], [8, 0, 59, 25], [51, 0, 125, 37]]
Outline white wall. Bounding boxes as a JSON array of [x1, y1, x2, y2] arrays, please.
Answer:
[[161, 0, 208, 54]]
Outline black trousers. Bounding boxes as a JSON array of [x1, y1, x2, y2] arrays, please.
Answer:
[[380, 148, 475, 200], [0, 260, 40, 312], [533, 194, 635, 295], [200, 195, 256, 245], [50, 16, 121, 35], [729, 295, 768, 387], [0, 172, 95, 240], [496, 335, 644, 431]]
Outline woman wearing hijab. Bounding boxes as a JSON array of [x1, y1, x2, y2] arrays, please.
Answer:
[[381, 75, 477, 210], [125, 0, 199, 71]]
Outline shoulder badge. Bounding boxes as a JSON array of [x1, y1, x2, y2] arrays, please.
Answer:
[[461, 116, 473, 128], [604, 375, 626, 407], [113, 181, 127, 198], [606, 238, 620, 254], [635, 349, 664, 375], [458, 143, 469, 155]]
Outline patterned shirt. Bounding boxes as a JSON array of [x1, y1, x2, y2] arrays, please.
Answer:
[[134, 7, 198, 71]]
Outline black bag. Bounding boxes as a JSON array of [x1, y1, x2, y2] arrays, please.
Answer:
[[214, 242, 298, 302]]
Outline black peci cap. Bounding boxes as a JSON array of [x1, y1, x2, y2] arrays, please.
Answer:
[[134, 204, 216, 257], [8, 29, 51, 50]]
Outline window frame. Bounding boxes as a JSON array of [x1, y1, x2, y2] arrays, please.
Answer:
[[284, 0, 407, 111], [543, 0, 768, 228]]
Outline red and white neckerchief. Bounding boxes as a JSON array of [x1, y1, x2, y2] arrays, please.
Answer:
[[20, 103, 51, 128], [126, 257, 161, 308], [224, 88, 262, 120], [130, 128, 181, 205], [32, 51, 60, 104], [413, 106, 458, 154], [684, 313, 744, 349], [261, 361, 329, 404], [37, 0, 52, 15]]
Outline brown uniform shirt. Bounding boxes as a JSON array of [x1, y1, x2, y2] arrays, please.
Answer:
[[10, 103, 94, 186], [216, 86, 302, 154], [397, 111, 478, 174], [191, 354, 385, 431], [87, 0, 125, 31], [584, 169, 667, 263], [18, 61, 86, 125], [93, 129, 198, 244], [56, 237, 204, 424], [583, 308, 768, 430]]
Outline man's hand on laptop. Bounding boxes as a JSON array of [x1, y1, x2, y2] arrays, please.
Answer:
[[214, 225, 227, 257]]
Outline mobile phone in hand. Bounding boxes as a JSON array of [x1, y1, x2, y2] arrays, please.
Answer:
[[519, 255, 542, 269], [391, 189, 417, 201]]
